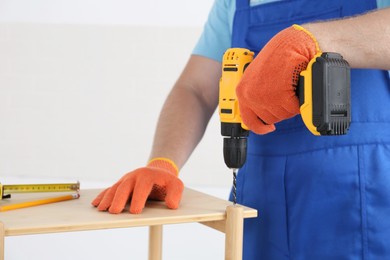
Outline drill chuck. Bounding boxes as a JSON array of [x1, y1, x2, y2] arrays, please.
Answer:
[[221, 121, 249, 169], [223, 137, 247, 169]]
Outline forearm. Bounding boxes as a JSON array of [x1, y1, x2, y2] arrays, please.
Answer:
[[149, 86, 214, 169], [149, 55, 220, 169], [304, 7, 390, 69]]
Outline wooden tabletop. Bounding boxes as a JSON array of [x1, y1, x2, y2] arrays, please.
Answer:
[[0, 188, 257, 236]]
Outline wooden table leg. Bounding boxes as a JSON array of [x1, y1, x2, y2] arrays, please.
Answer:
[[225, 205, 244, 260], [0, 222, 4, 260], [148, 225, 163, 260]]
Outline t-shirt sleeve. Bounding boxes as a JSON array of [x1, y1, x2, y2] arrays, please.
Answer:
[[377, 0, 390, 8], [192, 0, 233, 62]]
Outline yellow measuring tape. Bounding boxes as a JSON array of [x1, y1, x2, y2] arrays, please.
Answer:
[[0, 182, 80, 200]]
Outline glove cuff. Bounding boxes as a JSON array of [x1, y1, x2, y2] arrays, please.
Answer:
[[147, 157, 179, 176], [292, 24, 321, 53]]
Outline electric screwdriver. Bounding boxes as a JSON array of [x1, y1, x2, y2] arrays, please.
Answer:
[[219, 48, 351, 204]]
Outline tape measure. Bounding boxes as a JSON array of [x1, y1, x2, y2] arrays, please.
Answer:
[[0, 181, 80, 200]]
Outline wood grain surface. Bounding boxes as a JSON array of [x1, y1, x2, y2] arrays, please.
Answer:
[[1, 188, 257, 236]]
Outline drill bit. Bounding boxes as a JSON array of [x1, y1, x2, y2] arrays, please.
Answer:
[[232, 168, 238, 205]]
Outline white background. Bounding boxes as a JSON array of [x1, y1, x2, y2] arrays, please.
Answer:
[[0, 0, 237, 259], [0, 0, 229, 187]]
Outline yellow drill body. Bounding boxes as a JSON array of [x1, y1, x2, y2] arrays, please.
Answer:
[[219, 48, 253, 130]]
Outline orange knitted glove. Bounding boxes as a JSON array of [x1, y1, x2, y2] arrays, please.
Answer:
[[91, 158, 184, 214], [236, 24, 321, 134]]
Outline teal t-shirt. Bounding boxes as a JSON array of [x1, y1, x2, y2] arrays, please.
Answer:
[[193, 0, 390, 62]]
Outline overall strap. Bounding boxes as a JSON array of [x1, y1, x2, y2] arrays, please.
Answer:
[[236, 0, 249, 9]]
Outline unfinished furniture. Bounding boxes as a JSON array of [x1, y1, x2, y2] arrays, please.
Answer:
[[0, 187, 257, 260]]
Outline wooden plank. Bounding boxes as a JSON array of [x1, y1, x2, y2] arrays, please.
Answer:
[[1, 188, 257, 237], [149, 225, 163, 260], [201, 220, 226, 233]]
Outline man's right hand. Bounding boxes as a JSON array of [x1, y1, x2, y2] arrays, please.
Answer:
[[91, 158, 184, 214]]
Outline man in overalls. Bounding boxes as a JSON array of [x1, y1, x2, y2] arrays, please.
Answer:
[[93, 1, 390, 259]]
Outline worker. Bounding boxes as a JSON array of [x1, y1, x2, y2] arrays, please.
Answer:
[[92, 1, 390, 259]]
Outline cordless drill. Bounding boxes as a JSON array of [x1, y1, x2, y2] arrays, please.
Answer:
[[219, 48, 351, 204], [219, 49, 252, 204]]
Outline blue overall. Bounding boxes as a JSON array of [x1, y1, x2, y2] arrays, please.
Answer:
[[232, 1, 390, 259]]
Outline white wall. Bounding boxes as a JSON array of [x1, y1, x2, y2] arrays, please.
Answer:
[[0, 0, 213, 26], [0, 0, 232, 188]]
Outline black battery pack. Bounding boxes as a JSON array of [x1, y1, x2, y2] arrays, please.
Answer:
[[299, 52, 351, 135]]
